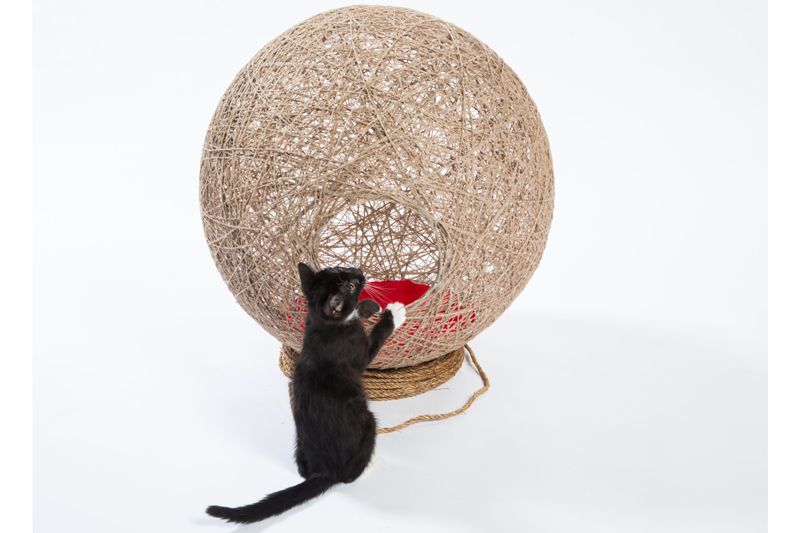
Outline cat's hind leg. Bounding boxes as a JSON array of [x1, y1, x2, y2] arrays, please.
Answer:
[[341, 414, 377, 483]]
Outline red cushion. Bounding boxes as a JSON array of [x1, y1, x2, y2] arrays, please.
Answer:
[[359, 279, 430, 308]]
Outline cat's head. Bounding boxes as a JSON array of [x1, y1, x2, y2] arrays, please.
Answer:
[[298, 262, 366, 324]]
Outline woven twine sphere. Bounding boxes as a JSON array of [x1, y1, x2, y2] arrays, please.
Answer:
[[200, 5, 554, 371]]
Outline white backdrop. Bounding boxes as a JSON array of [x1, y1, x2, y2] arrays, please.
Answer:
[[34, 1, 766, 532]]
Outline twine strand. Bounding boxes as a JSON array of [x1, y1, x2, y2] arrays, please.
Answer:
[[376, 344, 489, 434]]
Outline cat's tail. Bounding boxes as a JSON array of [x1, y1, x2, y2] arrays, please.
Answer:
[[206, 475, 335, 524]]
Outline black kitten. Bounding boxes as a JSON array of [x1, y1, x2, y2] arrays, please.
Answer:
[[206, 263, 405, 524]]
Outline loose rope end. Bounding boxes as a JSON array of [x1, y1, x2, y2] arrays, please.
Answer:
[[376, 344, 489, 434]]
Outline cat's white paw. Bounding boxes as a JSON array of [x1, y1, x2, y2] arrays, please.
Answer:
[[385, 302, 406, 329]]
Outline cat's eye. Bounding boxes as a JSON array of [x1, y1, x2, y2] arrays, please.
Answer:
[[345, 281, 357, 293]]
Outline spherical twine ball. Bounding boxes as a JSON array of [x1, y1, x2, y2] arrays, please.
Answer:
[[200, 6, 554, 369]]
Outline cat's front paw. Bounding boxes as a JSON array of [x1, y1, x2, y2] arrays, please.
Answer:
[[385, 302, 406, 329], [357, 299, 381, 319]]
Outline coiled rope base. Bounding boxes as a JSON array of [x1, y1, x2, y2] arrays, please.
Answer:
[[279, 344, 489, 433]]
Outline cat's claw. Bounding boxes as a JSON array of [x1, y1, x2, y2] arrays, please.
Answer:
[[385, 302, 406, 329]]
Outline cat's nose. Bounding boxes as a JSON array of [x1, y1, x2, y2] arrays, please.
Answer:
[[329, 294, 343, 312]]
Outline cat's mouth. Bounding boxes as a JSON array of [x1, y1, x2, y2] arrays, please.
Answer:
[[325, 294, 345, 319], [324, 307, 350, 321]]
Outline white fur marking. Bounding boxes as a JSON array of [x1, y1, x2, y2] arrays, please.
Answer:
[[345, 309, 359, 322], [386, 302, 406, 329]]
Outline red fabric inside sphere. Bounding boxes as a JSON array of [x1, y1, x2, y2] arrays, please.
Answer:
[[359, 279, 430, 308]]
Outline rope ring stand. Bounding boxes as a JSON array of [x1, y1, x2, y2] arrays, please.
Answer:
[[279, 344, 489, 433]]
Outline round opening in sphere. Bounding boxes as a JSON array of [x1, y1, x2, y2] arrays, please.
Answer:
[[315, 200, 441, 292]]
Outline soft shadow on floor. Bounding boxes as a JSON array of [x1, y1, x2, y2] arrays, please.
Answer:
[[187, 312, 765, 532]]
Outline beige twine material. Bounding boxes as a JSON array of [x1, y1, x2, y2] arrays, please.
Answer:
[[200, 5, 554, 371], [280, 344, 464, 400], [280, 344, 489, 434]]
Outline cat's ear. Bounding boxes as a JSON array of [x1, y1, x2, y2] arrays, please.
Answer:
[[297, 262, 316, 296]]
